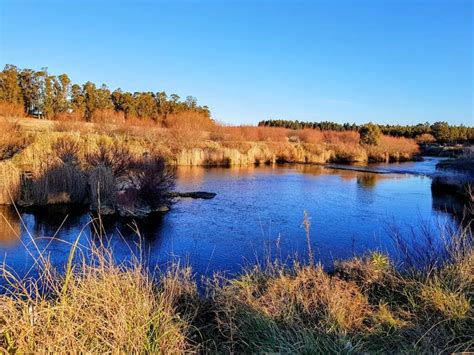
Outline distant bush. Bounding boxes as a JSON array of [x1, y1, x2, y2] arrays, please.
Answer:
[[416, 133, 436, 144], [359, 123, 381, 145], [0, 102, 24, 117]]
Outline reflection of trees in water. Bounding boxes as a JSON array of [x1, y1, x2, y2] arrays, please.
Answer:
[[24, 205, 90, 237], [1, 203, 167, 255], [357, 173, 378, 189], [90, 213, 165, 243], [0, 205, 21, 246], [176, 166, 207, 185], [431, 190, 467, 218]]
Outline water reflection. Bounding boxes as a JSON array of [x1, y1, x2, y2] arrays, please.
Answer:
[[357, 173, 377, 189], [0, 159, 460, 281], [0, 206, 20, 246]]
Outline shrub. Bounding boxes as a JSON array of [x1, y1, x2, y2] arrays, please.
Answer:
[[359, 123, 381, 146], [416, 133, 436, 144], [90, 109, 125, 125], [0, 102, 24, 117], [85, 142, 134, 178]]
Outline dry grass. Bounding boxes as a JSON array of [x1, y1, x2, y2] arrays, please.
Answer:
[[0, 114, 421, 168], [0, 243, 191, 353], [0, 103, 24, 118], [0, 119, 30, 161], [211, 125, 289, 142], [0, 215, 472, 353], [366, 135, 419, 162], [0, 132, 175, 217]]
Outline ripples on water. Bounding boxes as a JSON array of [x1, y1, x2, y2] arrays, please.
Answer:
[[0, 158, 458, 281]]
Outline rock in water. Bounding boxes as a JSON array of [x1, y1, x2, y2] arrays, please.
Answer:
[[168, 191, 217, 199]]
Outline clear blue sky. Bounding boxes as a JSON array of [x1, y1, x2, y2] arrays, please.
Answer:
[[1, 0, 472, 125]]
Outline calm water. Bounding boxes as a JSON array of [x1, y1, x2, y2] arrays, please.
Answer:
[[0, 157, 457, 282]]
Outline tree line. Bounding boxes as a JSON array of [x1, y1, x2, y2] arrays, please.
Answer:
[[0, 64, 210, 122], [258, 119, 474, 144]]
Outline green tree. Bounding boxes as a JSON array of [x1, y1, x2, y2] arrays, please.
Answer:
[[359, 123, 381, 145], [83, 81, 98, 120], [19, 68, 44, 115], [71, 84, 86, 115], [54, 73, 71, 113], [96, 84, 113, 110], [0, 65, 23, 109], [431, 122, 451, 143]]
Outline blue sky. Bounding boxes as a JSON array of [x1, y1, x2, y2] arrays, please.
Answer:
[[1, 0, 472, 125]]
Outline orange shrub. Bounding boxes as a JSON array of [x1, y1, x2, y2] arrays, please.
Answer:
[[0, 102, 25, 117], [165, 111, 214, 149], [54, 111, 86, 122], [377, 135, 419, 154], [296, 129, 359, 146], [296, 129, 324, 144], [90, 109, 125, 125], [366, 135, 419, 162], [210, 125, 288, 142], [416, 133, 436, 144]]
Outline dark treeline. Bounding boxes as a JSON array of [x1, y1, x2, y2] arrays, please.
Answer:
[[0, 64, 210, 122], [258, 119, 474, 144]]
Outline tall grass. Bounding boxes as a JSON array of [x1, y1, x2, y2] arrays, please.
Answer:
[[0, 212, 472, 353]]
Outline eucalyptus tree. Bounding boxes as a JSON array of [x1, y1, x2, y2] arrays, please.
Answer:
[[0, 64, 23, 109]]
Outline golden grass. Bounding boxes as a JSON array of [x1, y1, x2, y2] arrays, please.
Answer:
[[0, 218, 472, 353], [0, 114, 421, 169], [0, 247, 190, 353], [366, 135, 419, 162], [0, 103, 24, 118]]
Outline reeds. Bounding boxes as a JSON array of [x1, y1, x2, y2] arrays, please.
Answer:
[[0, 213, 472, 353]]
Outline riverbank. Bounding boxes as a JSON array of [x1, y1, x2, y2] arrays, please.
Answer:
[[432, 155, 474, 209], [0, 220, 472, 353], [0, 116, 420, 210]]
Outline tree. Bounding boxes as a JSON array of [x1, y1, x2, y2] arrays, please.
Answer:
[[135, 92, 157, 119], [83, 81, 98, 120], [71, 84, 86, 117], [19, 68, 45, 116], [42, 73, 55, 119], [96, 84, 113, 110], [359, 123, 381, 145], [54, 73, 71, 113], [431, 122, 451, 143], [0, 65, 23, 109]]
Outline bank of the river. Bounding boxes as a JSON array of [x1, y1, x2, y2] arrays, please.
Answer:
[[0, 159, 460, 281], [0, 152, 471, 353], [432, 155, 474, 216], [0, 223, 472, 353], [0, 116, 420, 212]]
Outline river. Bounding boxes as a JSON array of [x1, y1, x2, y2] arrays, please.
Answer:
[[0, 157, 459, 283]]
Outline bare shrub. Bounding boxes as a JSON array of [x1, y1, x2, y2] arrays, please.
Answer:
[[85, 143, 134, 178], [88, 165, 116, 211], [52, 137, 81, 165], [54, 111, 85, 122], [166, 112, 214, 149], [367, 135, 419, 162], [132, 156, 176, 209]]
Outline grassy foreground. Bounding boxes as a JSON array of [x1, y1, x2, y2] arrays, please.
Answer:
[[0, 219, 472, 353]]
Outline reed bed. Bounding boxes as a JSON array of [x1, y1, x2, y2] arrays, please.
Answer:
[[0, 114, 420, 170]]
